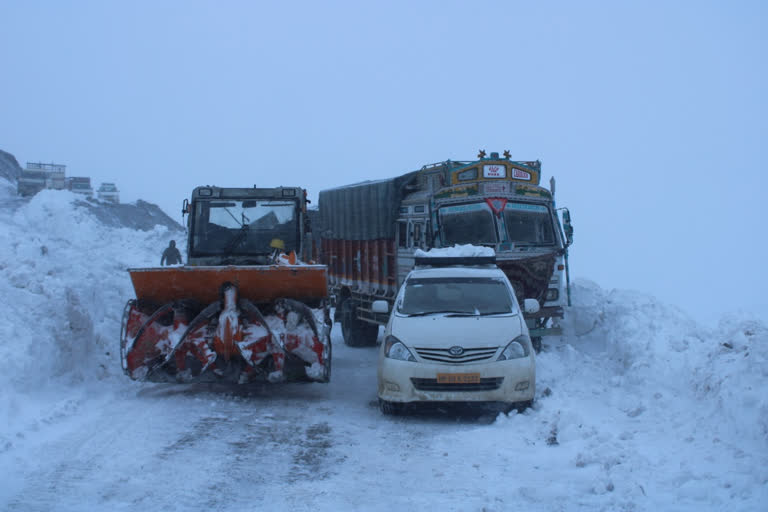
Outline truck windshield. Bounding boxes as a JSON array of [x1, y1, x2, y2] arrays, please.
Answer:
[[502, 202, 555, 245], [191, 199, 298, 256], [438, 202, 498, 245], [398, 277, 515, 316]]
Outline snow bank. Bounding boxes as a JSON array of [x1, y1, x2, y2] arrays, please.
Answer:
[[561, 279, 768, 443], [0, 177, 14, 199], [0, 190, 184, 389]]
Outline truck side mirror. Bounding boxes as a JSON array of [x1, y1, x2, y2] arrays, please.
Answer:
[[562, 208, 573, 247]]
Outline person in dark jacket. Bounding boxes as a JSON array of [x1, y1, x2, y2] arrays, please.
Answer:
[[161, 240, 183, 266]]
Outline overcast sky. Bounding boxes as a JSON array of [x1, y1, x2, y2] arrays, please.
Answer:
[[1, 1, 765, 325]]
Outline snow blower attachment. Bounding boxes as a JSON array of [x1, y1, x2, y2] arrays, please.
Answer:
[[120, 185, 332, 384]]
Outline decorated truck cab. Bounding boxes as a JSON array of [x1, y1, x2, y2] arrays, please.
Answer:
[[318, 151, 573, 351]]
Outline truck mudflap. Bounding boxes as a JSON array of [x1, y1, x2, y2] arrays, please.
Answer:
[[120, 283, 331, 384]]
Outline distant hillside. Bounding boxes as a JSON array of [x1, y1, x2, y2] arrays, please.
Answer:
[[76, 197, 184, 232], [0, 149, 23, 182], [0, 148, 182, 232]]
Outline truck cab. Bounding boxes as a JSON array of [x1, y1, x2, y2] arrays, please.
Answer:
[[184, 185, 313, 266], [394, 153, 573, 344]]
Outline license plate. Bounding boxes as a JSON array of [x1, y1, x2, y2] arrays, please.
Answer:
[[436, 373, 481, 384]]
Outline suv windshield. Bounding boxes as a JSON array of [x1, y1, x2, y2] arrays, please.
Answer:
[[191, 199, 298, 256], [398, 277, 516, 316]]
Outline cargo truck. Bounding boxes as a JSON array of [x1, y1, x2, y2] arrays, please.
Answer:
[[318, 151, 573, 352]]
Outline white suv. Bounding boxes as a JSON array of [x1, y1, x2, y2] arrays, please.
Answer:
[[374, 255, 538, 415]]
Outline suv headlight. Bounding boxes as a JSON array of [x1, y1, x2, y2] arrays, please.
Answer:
[[497, 335, 531, 361], [384, 335, 416, 362]]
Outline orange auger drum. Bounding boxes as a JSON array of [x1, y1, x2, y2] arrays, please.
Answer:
[[120, 185, 332, 384]]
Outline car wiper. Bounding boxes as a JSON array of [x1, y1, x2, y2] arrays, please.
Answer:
[[477, 310, 516, 316]]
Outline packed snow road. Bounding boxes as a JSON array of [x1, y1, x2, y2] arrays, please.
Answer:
[[2, 327, 505, 512], [3, 319, 767, 512]]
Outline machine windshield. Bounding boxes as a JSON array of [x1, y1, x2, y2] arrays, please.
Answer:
[[503, 202, 555, 245], [438, 203, 498, 245], [192, 199, 298, 256], [398, 277, 516, 316]]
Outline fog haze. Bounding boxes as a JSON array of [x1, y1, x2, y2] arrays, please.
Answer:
[[1, 1, 765, 325]]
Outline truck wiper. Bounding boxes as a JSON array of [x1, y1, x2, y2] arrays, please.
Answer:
[[222, 224, 249, 257]]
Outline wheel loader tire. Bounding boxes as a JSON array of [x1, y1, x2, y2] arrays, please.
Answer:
[[340, 300, 378, 347]]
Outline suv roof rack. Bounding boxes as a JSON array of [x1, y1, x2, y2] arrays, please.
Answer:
[[414, 256, 497, 267]]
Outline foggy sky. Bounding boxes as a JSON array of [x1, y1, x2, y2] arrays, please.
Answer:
[[1, 1, 765, 325]]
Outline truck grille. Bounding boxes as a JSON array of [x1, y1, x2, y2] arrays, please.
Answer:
[[413, 346, 499, 364], [411, 377, 504, 392]]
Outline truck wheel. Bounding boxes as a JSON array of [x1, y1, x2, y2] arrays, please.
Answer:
[[319, 330, 332, 382], [341, 300, 379, 347], [532, 337, 542, 354], [379, 398, 403, 415]]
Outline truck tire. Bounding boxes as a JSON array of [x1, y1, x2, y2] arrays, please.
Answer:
[[318, 329, 332, 382], [532, 336, 542, 354], [379, 398, 403, 415], [340, 300, 378, 347]]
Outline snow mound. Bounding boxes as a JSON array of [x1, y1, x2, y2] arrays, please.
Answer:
[[0, 177, 14, 199], [560, 279, 768, 441], [694, 312, 768, 440], [0, 190, 184, 389]]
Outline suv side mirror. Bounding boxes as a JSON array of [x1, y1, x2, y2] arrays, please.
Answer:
[[523, 299, 540, 314], [372, 300, 389, 314]]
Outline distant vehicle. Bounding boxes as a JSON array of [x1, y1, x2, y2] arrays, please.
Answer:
[[67, 176, 93, 197], [97, 182, 120, 203], [375, 251, 538, 415], [17, 170, 48, 196], [17, 162, 66, 196]]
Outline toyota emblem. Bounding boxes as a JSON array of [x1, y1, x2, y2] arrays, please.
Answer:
[[448, 346, 464, 356]]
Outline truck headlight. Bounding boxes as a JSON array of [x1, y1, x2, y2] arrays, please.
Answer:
[[545, 288, 559, 301], [384, 335, 416, 362], [497, 335, 531, 361]]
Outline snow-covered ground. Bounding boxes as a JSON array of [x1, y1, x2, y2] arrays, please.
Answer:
[[0, 190, 766, 511]]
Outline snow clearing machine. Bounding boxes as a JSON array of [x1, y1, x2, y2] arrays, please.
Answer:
[[120, 185, 332, 384]]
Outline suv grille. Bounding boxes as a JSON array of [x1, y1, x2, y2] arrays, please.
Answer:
[[414, 346, 499, 364], [411, 377, 504, 392]]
